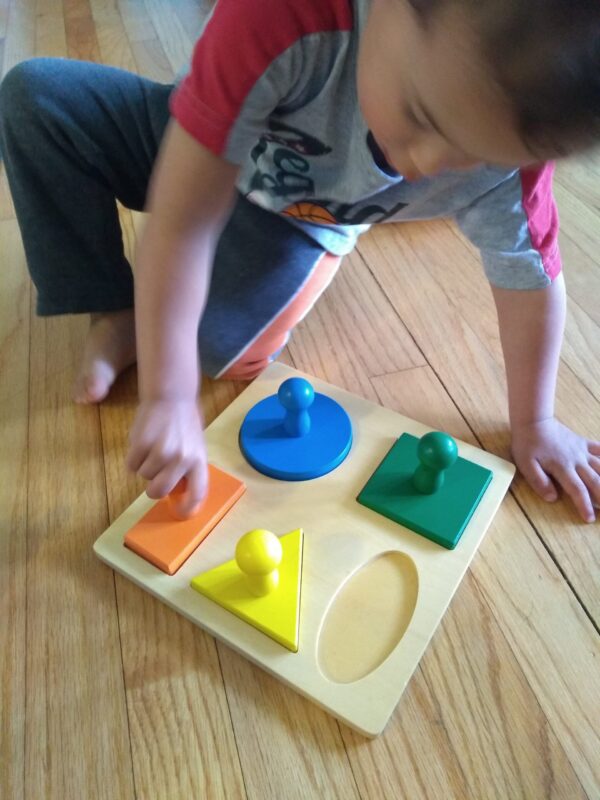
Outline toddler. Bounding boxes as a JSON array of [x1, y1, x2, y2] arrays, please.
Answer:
[[1, 0, 599, 520]]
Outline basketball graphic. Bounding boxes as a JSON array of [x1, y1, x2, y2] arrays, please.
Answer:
[[282, 202, 338, 225]]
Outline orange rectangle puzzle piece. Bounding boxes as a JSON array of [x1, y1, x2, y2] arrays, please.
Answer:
[[124, 465, 246, 575]]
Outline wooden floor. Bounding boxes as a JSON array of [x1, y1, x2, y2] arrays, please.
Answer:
[[1, 2, 599, 798]]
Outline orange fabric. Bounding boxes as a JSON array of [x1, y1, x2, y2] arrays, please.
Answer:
[[221, 251, 342, 380], [124, 464, 246, 574]]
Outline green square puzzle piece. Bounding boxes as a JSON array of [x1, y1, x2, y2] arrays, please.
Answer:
[[357, 433, 493, 549]]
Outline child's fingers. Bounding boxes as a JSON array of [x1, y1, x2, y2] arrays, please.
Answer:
[[170, 464, 209, 519], [588, 441, 600, 457], [588, 456, 600, 508], [185, 462, 209, 504], [126, 439, 150, 473], [577, 463, 600, 512], [146, 464, 183, 501], [126, 427, 164, 474], [553, 465, 596, 523], [136, 449, 174, 484], [521, 459, 558, 502]]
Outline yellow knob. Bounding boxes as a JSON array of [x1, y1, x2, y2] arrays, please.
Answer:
[[235, 529, 283, 596]]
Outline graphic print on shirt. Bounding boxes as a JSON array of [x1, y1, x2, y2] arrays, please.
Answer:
[[246, 120, 408, 225], [247, 119, 331, 200]]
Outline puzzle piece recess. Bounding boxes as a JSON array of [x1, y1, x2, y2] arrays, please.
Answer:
[[190, 528, 304, 652], [124, 464, 246, 574], [357, 432, 492, 549], [239, 377, 352, 480]]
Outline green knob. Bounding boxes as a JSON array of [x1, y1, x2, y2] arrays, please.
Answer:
[[412, 432, 458, 494]]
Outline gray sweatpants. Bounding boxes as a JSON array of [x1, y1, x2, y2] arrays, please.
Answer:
[[0, 58, 335, 378]]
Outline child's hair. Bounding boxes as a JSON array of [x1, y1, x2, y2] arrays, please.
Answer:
[[408, 0, 600, 157]]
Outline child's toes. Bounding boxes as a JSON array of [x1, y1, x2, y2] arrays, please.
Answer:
[[73, 362, 115, 404]]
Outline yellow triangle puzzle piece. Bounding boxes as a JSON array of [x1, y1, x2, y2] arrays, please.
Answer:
[[190, 528, 304, 652]]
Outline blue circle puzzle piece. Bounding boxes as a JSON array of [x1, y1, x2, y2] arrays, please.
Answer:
[[240, 378, 353, 481]]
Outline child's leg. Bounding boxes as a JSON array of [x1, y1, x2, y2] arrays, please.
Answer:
[[0, 60, 341, 395], [220, 251, 341, 380], [0, 57, 172, 400], [0, 57, 171, 313], [199, 196, 342, 381]]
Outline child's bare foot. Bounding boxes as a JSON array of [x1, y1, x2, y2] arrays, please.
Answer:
[[73, 309, 137, 404]]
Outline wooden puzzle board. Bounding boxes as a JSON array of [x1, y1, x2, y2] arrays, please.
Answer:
[[94, 363, 515, 736]]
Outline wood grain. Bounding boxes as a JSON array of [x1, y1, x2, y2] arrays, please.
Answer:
[[64, 0, 102, 62], [2, 0, 599, 797], [2, 0, 35, 74], [218, 649, 361, 800], [142, 0, 197, 71], [89, 0, 137, 70], [288, 249, 425, 403], [26, 310, 135, 799], [0, 221, 29, 800]]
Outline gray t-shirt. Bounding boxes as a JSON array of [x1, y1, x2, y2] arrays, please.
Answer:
[[171, 0, 561, 289]]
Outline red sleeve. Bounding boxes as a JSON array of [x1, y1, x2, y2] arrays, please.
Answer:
[[170, 0, 353, 159], [520, 163, 561, 281]]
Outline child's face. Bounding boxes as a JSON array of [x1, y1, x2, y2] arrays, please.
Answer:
[[357, 0, 539, 180]]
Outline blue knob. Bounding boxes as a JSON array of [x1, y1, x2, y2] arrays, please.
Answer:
[[278, 378, 314, 437]]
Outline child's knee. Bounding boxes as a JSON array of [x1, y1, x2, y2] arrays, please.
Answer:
[[0, 58, 59, 132]]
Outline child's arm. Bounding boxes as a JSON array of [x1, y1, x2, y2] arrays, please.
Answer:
[[125, 120, 239, 517], [492, 275, 600, 522]]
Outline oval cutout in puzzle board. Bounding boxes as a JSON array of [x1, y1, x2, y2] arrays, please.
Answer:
[[318, 551, 419, 683]]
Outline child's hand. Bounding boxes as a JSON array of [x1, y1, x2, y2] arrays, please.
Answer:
[[510, 418, 600, 523], [126, 399, 208, 518]]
